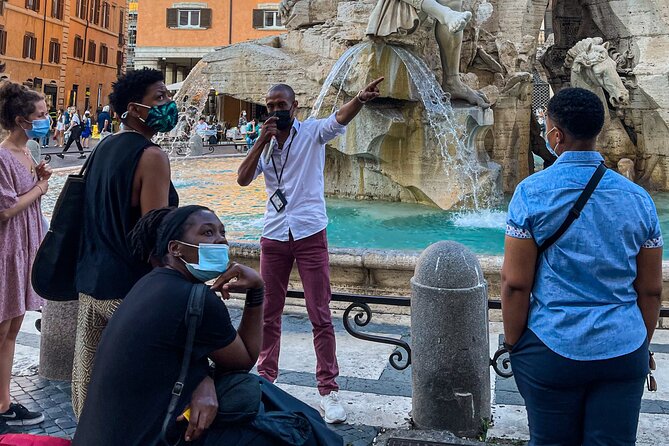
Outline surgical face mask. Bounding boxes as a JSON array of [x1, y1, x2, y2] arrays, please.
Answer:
[[177, 241, 230, 282], [135, 101, 179, 133], [273, 109, 293, 131], [24, 118, 51, 138], [544, 127, 559, 158]]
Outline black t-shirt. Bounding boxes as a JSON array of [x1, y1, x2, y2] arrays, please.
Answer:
[[76, 132, 179, 299], [72, 268, 237, 446]]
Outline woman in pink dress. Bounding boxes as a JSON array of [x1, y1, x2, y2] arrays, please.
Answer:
[[0, 81, 53, 429]]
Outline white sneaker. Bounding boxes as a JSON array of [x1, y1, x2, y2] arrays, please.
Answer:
[[319, 391, 347, 424]]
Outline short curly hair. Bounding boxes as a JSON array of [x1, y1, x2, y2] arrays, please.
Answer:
[[109, 68, 164, 115], [547, 87, 605, 140], [0, 81, 44, 130]]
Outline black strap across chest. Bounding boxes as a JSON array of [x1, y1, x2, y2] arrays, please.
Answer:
[[537, 162, 607, 255]]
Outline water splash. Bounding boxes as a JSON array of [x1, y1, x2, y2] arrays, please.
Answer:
[[451, 209, 507, 229], [311, 42, 372, 118], [154, 60, 212, 157]]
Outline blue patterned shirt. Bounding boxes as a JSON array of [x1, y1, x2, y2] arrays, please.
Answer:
[[506, 151, 662, 360]]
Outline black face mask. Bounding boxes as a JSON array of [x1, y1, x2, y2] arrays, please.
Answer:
[[273, 109, 293, 131]]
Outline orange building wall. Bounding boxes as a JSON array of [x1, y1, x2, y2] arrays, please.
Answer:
[[0, 0, 64, 95], [0, 0, 126, 113], [137, 0, 283, 48]]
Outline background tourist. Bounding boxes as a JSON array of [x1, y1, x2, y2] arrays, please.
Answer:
[[502, 87, 662, 445], [71, 68, 180, 418], [81, 111, 93, 150], [97, 105, 112, 141], [54, 108, 66, 148], [238, 110, 247, 129], [0, 81, 54, 429], [245, 118, 259, 151], [237, 78, 384, 424], [58, 106, 85, 159]]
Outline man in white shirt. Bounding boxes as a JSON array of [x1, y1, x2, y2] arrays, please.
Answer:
[[237, 78, 383, 424]]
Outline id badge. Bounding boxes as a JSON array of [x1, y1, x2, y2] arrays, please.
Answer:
[[270, 189, 288, 213]]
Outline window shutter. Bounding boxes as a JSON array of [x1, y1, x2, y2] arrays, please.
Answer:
[[201, 8, 212, 28], [23, 35, 29, 58], [166, 8, 177, 27], [252, 9, 263, 29], [31, 37, 36, 59]]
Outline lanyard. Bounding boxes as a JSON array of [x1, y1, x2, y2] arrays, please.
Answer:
[[270, 131, 296, 186]]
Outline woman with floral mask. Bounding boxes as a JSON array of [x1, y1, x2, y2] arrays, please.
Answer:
[[71, 68, 180, 418], [0, 81, 53, 430], [74, 206, 342, 446]]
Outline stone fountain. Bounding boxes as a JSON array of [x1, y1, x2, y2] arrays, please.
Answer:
[[174, 0, 669, 205]]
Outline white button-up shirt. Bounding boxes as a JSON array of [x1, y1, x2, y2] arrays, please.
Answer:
[[254, 112, 346, 241]]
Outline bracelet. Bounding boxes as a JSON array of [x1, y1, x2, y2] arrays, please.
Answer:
[[245, 287, 265, 308], [35, 184, 45, 195], [356, 90, 369, 104]]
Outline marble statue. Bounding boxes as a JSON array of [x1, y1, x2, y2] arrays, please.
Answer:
[[564, 37, 629, 116], [366, 0, 489, 108]]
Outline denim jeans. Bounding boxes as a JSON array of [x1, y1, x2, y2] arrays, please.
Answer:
[[510, 329, 649, 446]]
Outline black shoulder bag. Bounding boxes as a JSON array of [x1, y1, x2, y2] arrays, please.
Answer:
[[537, 162, 607, 254], [161, 283, 208, 446], [31, 147, 99, 301]]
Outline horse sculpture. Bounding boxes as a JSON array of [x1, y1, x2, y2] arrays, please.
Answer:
[[564, 37, 629, 116], [563, 37, 636, 171]]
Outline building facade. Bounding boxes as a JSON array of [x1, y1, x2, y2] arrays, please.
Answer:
[[135, 1, 284, 85], [126, 0, 136, 71], [0, 0, 126, 113]]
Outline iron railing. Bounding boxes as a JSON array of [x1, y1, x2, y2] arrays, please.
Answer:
[[285, 290, 669, 378]]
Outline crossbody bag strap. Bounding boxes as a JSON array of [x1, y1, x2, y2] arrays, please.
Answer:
[[161, 283, 208, 446], [537, 162, 607, 255]]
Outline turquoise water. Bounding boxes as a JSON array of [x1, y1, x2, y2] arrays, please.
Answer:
[[46, 158, 669, 258]]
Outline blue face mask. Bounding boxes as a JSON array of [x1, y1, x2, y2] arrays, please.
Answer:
[[544, 127, 559, 158], [25, 118, 51, 139], [178, 242, 230, 282]]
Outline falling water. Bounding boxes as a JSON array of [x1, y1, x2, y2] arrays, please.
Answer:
[[310, 40, 499, 209], [154, 60, 212, 157], [310, 42, 372, 118], [390, 45, 491, 209]]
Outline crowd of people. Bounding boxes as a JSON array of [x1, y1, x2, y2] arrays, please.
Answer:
[[0, 66, 663, 446]]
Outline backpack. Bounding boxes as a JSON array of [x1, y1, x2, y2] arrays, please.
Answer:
[[0, 434, 71, 446]]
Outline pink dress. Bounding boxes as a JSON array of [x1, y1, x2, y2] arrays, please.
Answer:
[[0, 148, 45, 322]]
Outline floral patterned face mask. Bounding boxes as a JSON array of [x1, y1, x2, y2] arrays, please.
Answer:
[[134, 101, 179, 133]]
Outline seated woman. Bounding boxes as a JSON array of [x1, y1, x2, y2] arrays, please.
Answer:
[[73, 206, 341, 446]]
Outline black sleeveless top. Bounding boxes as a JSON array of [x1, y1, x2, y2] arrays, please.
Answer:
[[75, 132, 179, 300]]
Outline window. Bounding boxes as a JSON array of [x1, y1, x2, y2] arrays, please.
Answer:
[[166, 8, 211, 29], [87, 40, 96, 62], [73, 35, 84, 59], [179, 9, 199, 28], [90, 0, 100, 25], [99, 44, 108, 65], [101, 2, 110, 28], [76, 0, 87, 19], [48, 39, 61, 63], [0, 28, 6, 55], [25, 0, 40, 12], [23, 33, 37, 59], [252, 9, 284, 30], [51, 0, 64, 19], [0, 0, 5, 15]]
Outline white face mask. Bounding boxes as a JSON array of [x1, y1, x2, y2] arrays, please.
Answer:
[[545, 127, 559, 158]]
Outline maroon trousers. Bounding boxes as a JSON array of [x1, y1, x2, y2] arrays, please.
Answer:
[[257, 229, 340, 395]]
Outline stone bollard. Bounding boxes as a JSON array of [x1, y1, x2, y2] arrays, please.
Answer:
[[39, 300, 79, 381], [410, 241, 490, 437]]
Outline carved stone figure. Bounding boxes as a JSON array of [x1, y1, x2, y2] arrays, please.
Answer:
[[366, 0, 489, 108], [564, 37, 629, 115]]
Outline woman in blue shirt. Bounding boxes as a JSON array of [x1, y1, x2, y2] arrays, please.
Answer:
[[502, 87, 662, 445]]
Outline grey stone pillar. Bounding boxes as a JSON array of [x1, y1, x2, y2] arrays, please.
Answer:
[[410, 241, 490, 437], [39, 300, 79, 381]]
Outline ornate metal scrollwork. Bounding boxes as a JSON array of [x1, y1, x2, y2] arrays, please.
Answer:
[[342, 302, 412, 370], [490, 345, 513, 378]]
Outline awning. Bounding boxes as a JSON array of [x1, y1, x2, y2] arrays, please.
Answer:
[[166, 81, 184, 91]]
